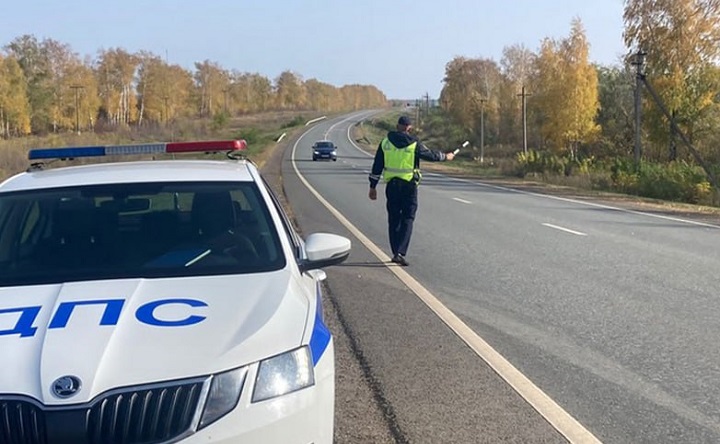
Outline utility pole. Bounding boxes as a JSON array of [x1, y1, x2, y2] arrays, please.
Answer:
[[517, 85, 531, 154], [631, 50, 646, 166], [479, 98, 486, 163], [70, 85, 84, 135]]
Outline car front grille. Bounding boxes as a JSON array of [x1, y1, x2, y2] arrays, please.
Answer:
[[86, 380, 205, 444], [0, 379, 206, 444], [0, 400, 46, 444]]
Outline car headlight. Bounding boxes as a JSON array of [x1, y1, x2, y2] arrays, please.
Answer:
[[252, 346, 315, 403], [314, 150, 320, 154], [199, 367, 247, 429]]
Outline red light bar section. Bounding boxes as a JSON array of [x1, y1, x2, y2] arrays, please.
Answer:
[[166, 140, 247, 153]]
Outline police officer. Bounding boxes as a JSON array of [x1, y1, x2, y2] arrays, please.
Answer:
[[368, 116, 455, 266]]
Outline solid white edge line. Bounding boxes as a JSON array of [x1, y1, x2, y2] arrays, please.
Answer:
[[291, 113, 602, 444], [542, 223, 588, 236]]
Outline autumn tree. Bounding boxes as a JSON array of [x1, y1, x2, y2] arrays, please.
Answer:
[[440, 57, 477, 131], [339, 85, 386, 111], [561, 19, 601, 155], [5, 35, 54, 133], [498, 44, 534, 146], [135, 53, 194, 125], [440, 57, 502, 146], [228, 72, 273, 114], [65, 57, 99, 132], [136, 52, 168, 125], [304, 79, 334, 111], [275, 71, 307, 110], [595, 65, 636, 157], [0, 54, 31, 136], [165, 64, 195, 121], [228, 72, 252, 114], [96, 48, 139, 126], [40, 39, 100, 132], [624, 0, 720, 160], [530, 19, 599, 155], [248, 73, 273, 112], [194, 60, 230, 117]]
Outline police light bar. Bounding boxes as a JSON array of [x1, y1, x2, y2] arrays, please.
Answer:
[[28, 140, 247, 160]]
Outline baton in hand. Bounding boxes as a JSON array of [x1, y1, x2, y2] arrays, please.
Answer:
[[453, 141, 470, 155]]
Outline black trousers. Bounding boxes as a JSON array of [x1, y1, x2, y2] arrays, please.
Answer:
[[385, 178, 418, 256]]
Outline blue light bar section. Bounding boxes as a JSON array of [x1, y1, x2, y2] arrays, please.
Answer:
[[28, 146, 106, 160]]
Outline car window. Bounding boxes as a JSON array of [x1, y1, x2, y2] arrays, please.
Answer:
[[0, 181, 286, 286]]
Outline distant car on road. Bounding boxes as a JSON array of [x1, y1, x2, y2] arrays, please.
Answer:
[[312, 140, 337, 161]]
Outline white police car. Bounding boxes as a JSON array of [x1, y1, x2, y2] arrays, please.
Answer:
[[0, 140, 350, 444]]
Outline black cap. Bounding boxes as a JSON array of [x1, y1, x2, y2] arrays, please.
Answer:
[[398, 116, 412, 126]]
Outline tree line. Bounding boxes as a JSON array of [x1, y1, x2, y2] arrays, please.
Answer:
[[438, 0, 720, 168], [0, 35, 388, 137]]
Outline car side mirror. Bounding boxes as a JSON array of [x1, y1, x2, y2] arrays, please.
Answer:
[[300, 233, 351, 272]]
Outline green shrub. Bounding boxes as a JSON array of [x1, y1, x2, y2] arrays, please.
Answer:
[[211, 112, 229, 131], [281, 115, 305, 128], [515, 150, 579, 177], [609, 159, 713, 203]]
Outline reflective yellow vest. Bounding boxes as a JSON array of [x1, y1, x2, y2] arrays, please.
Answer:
[[381, 138, 417, 182]]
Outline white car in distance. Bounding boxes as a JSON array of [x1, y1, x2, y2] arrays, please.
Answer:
[[0, 140, 349, 444]]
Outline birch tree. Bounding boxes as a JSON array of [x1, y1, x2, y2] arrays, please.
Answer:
[[530, 19, 599, 155], [5, 35, 52, 133], [96, 48, 138, 125], [0, 55, 31, 136]]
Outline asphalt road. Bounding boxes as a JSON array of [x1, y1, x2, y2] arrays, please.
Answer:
[[263, 111, 720, 443]]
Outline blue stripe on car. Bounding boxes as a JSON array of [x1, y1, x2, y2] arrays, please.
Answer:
[[309, 284, 331, 366]]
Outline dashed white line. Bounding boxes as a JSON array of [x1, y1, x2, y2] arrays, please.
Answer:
[[453, 197, 472, 204], [542, 223, 587, 236]]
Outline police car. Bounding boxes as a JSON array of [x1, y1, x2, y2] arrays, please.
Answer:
[[0, 140, 350, 444]]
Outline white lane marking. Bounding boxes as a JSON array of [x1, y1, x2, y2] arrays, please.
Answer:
[[453, 197, 472, 204], [290, 116, 601, 444], [542, 223, 588, 236], [436, 174, 720, 229]]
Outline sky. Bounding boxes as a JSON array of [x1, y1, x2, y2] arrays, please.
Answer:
[[0, 0, 627, 100]]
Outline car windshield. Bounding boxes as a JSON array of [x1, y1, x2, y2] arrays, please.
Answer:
[[316, 142, 333, 149], [0, 181, 286, 286]]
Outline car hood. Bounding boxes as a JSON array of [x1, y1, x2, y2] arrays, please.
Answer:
[[0, 270, 309, 405]]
